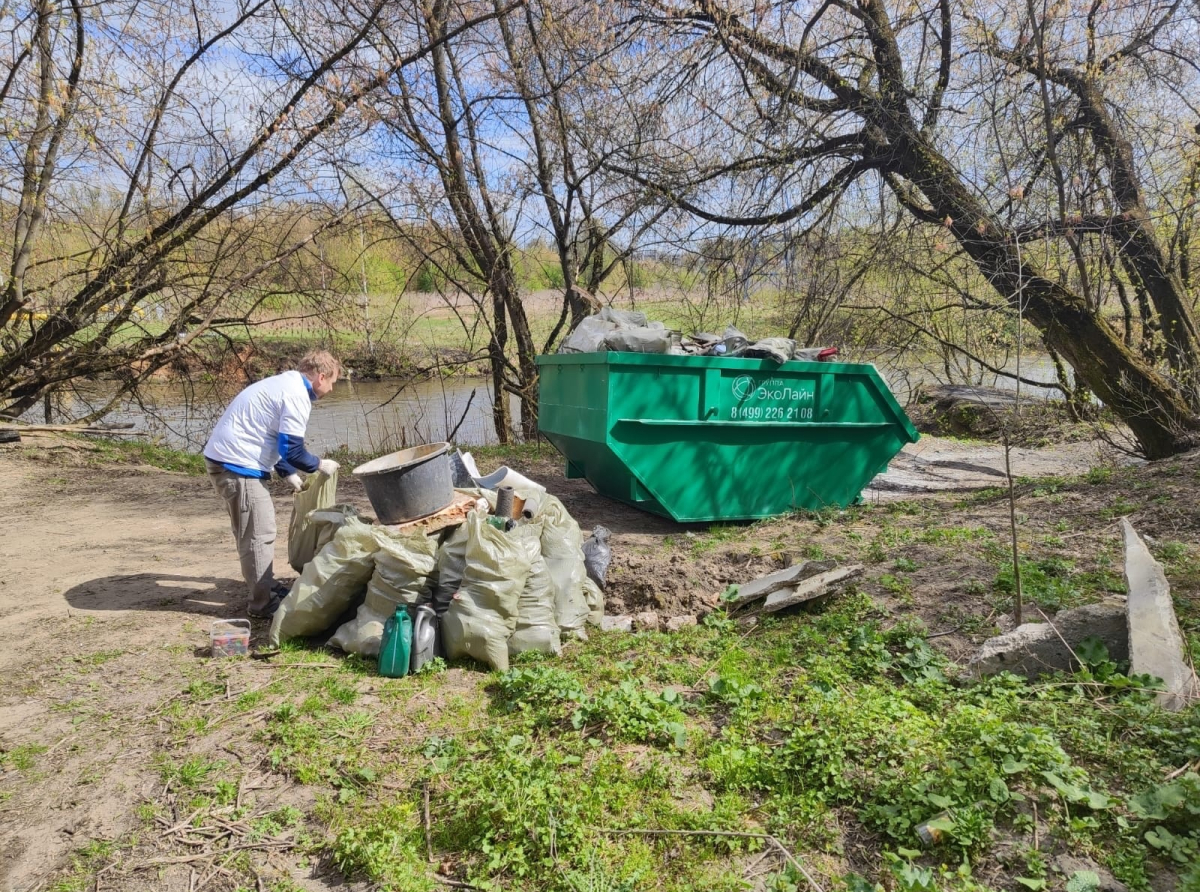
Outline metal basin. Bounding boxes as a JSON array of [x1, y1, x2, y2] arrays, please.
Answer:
[[352, 443, 453, 524]]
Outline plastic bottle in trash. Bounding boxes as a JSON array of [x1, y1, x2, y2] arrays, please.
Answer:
[[409, 605, 437, 674], [378, 607, 413, 678], [915, 812, 948, 845]]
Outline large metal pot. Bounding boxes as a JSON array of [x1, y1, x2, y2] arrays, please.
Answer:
[[352, 442, 453, 524]]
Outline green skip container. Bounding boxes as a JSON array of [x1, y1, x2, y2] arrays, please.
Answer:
[[537, 352, 919, 522]]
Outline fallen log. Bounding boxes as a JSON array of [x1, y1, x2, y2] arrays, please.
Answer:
[[0, 423, 141, 436]]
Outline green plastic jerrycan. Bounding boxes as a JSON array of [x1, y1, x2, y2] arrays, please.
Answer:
[[378, 607, 413, 678]]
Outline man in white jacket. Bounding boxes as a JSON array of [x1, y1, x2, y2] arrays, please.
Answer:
[[203, 350, 341, 617]]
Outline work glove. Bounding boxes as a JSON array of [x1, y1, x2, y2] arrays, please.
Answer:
[[317, 458, 340, 477], [285, 473, 303, 493]]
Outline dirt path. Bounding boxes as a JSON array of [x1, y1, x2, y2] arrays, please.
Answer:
[[0, 453, 229, 886], [0, 433, 1156, 890]]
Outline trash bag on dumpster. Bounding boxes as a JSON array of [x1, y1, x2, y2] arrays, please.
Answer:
[[598, 307, 648, 327], [507, 553, 560, 657], [269, 517, 377, 646], [328, 529, 437, 656], [442, 511, 541, 671], [605, 326, 671, 354], [742, 337, 796, 364], [537, 494, 590, 638], [559, 315, 617, 354], [287, 470, 340, 572]]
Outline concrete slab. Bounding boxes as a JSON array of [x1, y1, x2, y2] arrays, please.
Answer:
[[599, 615, 632, 633], [632, 611, 660, 632], [665, 615, 697, 632], [727, 560, 835, 606], [761, 565, 864, 613], [863, 436, 1141, 500], [967, 601, 1128, 679], [1122, 519, 1199, 711]]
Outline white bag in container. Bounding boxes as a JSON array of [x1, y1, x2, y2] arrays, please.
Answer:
[[604, 325, 671, 354], [269, 517, 378, 646], [328, 529, 437, 656], [441, 511, 541, 671], [558, 315, 616, 353], [598, 307, 648, 327]]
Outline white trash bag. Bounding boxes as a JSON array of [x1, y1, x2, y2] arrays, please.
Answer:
[[328, 529, 437, 656], [537, 494, 590, 639], [287, 470, 342, 572], [442, 511, 541, 671], [269, 517, 377, 646]]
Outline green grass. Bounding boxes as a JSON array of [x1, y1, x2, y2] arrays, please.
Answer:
[[48, 840, 115, 892], [136, 595, 1200, 892], [0, 743, 48, 771], [83, 437, 206, 475], [75, 649, 124, 666]]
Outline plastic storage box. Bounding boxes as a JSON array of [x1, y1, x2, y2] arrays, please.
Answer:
[[211, 619, 251, 658]]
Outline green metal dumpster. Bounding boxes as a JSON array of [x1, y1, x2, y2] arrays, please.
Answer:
[[537, 352, 919, 522]]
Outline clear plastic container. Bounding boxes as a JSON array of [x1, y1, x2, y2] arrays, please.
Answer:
[[211, 619, 251, 658]]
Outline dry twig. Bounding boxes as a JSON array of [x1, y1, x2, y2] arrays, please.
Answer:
[[424, 782, 435, 863]]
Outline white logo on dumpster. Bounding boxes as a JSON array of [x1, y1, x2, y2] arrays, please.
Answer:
[[731, 376, 813, 403], [732, 376, 755, 401], [729, 376, 815, 420]]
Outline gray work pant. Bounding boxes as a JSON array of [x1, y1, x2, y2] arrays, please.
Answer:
[[205, 459, 277, 612]]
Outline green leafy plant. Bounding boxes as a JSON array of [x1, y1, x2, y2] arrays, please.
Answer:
[[331, 802, 432, 889], [1128, 773, 1200, 866]]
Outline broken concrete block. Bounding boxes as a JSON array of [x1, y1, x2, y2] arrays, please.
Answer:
[[727, 559, 836, 607], [599, 615, 633, 633], [1052, 855, 1128, 892], [967, 602, 1127, 679], [665, 615, 697, 633], [761, 565, 863, 613], [632, 611, 660, 632], [1122, 519, 1199, 711]]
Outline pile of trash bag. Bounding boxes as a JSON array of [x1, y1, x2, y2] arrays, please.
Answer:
[[558, 312, 839, 366], [558, 308, 674, 355], [269, 471, 604, 673]]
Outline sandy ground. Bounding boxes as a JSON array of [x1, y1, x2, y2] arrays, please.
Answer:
[[0, 432, 1157, 890], [0, 450, 243, 889]]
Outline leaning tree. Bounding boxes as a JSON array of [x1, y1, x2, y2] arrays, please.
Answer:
[[0, 0, 518, 420], [612, 0, 1200, 458]]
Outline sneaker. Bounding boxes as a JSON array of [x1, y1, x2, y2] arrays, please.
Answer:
[[248, 592, 285, 619]]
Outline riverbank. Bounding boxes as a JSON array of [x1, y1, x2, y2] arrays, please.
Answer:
[[1, 434, 1196, 892]]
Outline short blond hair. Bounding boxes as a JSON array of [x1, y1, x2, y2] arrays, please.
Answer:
[[297, 349, 341, 379]]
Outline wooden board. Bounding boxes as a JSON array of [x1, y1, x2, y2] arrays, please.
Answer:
[[379, 491, 479, 536]]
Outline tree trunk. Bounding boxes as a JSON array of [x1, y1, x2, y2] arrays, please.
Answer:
[[891, 126, 1200, 457]]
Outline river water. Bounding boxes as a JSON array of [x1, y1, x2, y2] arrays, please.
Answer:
[[31, 351, 1065, 455]]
